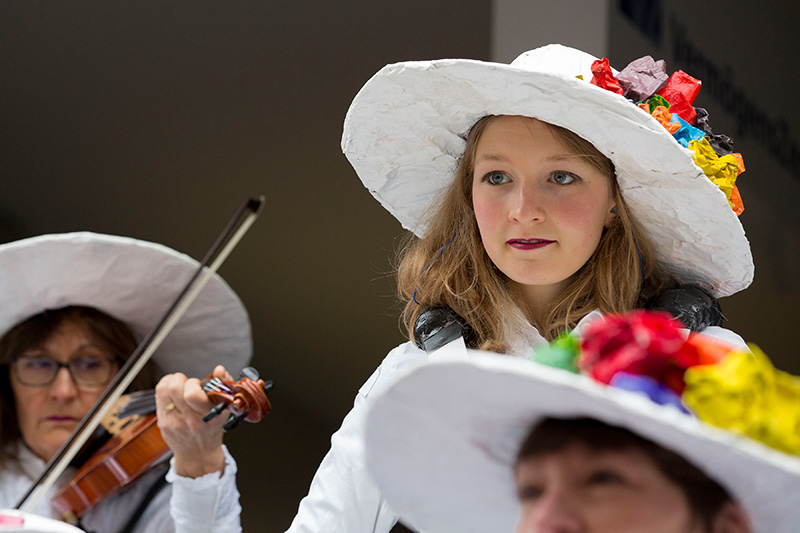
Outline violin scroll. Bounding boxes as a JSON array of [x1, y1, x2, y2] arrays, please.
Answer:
[[202, 366, 273, 430]]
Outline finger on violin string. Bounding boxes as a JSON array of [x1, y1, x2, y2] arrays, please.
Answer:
[[183, 378, 217, 411]]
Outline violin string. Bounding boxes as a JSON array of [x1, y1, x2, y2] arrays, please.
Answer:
[[203, 378, 232, 394]]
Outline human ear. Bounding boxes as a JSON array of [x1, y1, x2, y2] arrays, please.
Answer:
[[709, 502, 752, 533], [604, 205, 618, 227]]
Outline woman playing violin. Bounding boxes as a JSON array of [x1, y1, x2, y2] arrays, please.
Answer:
[[0, 232, 252, 533]]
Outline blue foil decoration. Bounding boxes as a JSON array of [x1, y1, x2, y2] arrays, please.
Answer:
[[609, 372, 691, 414]]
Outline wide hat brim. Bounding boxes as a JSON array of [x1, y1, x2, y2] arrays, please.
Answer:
[[366, 353, 800, 533], [0, 232, 252, 379], [342, 44, 753, 297]]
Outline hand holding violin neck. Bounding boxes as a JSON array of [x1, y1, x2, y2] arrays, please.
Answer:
[[156, 365, 273, 478]]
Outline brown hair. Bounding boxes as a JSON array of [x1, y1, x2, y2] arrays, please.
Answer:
[[0, 306, 153, 464], [397, 115, 670, 350], [517, 417, 733, 529]]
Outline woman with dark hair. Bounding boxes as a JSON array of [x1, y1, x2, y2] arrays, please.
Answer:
[[0, 232, 253, 533], [515, 418, 749, 532], [0, 306, 145, 467]]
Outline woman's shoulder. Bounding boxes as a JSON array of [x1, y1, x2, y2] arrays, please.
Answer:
[[693, 325, 748, 350], [358, 341, 428, 399]]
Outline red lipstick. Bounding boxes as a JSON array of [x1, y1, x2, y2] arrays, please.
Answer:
[[507, 239, 554, 250]]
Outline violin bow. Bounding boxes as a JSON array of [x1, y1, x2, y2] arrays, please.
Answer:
[[15, 196, 264, 512]]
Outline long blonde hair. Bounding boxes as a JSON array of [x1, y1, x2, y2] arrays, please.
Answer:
[[397, 116, 669, 351]]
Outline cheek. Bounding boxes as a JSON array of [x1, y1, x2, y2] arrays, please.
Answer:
[[554, 195, 611, 236], [639, 487, 697, 531], [80, 390, 104, 411], [10, 377, 38, 439], [11, 374, 28, 413], [516, 504, 538, 533], [472, 192, 501, 235]]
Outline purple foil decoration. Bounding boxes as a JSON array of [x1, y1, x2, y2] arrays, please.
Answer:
[[609, 372, 691, 414], [617, 56, 669, 102]]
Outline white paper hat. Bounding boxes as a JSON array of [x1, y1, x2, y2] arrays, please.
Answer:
[[366, 353, 800, 533], [342, 44, 753, 297], [0, 232, 252, 378]]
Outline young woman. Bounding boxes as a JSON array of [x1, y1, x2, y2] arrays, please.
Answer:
[[363, 312, 799, 532], [0, 232, 253, 533], [287, 44, 753, 531]]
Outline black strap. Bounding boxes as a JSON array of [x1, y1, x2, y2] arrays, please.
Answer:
[[645, 285, 723, 331], [413, 307, 476, 353]]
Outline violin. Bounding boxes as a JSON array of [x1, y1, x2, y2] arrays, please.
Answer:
[[51, 369, 273, 523]]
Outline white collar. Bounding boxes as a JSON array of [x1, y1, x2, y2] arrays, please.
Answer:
[[506, 309, 605, 358]]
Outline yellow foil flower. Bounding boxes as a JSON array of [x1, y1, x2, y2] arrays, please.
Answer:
[[688, 137, 742, 204], [683, 345, 800, 454]]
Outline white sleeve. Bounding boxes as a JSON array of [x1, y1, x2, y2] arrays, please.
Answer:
[[286, 342, 427, 533], [696, 325, 749, 351], [165, 444, 242, 533]]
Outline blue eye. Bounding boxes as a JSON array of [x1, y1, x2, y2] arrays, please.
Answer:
[[483, 171, 510, 185], [550, 171, 578, 185]]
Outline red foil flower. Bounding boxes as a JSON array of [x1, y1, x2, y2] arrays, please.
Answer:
[[590, 58, 624, 95], [579, 310, 700, 393], [656, 70, 701, 124]]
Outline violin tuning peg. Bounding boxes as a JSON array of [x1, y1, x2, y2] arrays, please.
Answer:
[[202, 402, 227, 423], [262, 379, 274, 394], [223, 412, 247, 432], [239, 366, 259, 381]]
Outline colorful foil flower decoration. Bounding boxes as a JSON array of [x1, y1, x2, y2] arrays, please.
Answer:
[[656, 70, 701, 124], [683, 346, 800, 455], [530, 310, 800, 456], [671, 115, 707, 149], [577, 310, 699, 394], [530, 330, 580, 372], [689, 137, 745, 215], [589, 58, 623, 95], [608, 372, 689, 413], [616, 55, 668, 102], [589, 55, 745, 215]]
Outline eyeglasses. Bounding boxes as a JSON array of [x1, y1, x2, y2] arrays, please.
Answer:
[[12, 355, 120, 388]]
